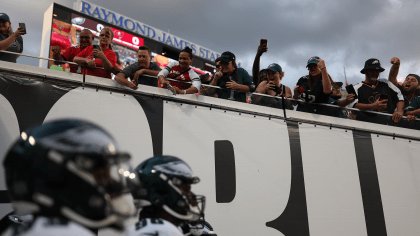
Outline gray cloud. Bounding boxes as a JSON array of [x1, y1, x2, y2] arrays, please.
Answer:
[[4, 0, 420, 89]]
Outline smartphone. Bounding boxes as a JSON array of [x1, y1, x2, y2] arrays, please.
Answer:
[[345, 85, 358, 99], [93, 45, 100, 50], [18, 23, 26, 32], [260, 39, 267, 46], [379, 94, 388, 101]]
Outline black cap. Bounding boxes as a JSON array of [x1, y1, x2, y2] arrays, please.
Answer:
[[361, 58, 385, 74], [334, 82, 343, 88], [219, 51, 235, 63]]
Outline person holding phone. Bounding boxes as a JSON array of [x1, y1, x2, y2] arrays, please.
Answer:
[[73, 27, 117, 79], [209, 51, 255, 102], [252, 39, 269, 86], [348, 58, 404, 123], [0, 13, 25, 63], [51, 29, 94, 73]]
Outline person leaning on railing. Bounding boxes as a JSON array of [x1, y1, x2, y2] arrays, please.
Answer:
[[158, 47, 201, 94], [73, 27, 117, 79], [387, 57, 420, 109], [209, 51, 255, 103], [51, 29, 94, 73], [348, 58, 404, 123], [0, 13, 25, 63], [293, 56, 333, 104], [114, 45, 160, 90]]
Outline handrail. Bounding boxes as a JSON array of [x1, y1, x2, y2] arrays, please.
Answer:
[[0, 49, 418, 122]]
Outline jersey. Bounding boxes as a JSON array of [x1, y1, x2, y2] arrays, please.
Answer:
[[158, 61, 201, 91], [1, 216, 95, 236], [61, 45, 84, 73], [349, 79, 403, 113], [76, 46, 117, 79], [123, 218, 183, 236]]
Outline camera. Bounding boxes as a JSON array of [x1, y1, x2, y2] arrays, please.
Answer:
[[219, 74, 233, 88]]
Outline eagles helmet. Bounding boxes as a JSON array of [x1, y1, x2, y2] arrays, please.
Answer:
[[132, 155, 205, 222], [3, 119, 140, 229]]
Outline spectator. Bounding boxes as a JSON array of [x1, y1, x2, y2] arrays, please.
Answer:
[[328, 82, 355, 107], [73, 27, 117, 79], [199, 73, 217, 97], [158, 47, 200, 94], [0, 13, 25, 63], [387, 57, 420, 109], [405, 97, 420, 121], [293, 56, 333, 103], [51, 29, 93, 73], [349, 58, 404, 123], [115, 45, 160, 90], [255, 63, 292, 98], [209, 51, 255, 102]]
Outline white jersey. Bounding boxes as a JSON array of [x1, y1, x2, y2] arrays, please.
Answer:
[[1, 216, 95, 236], [123, 218, 183, 236]]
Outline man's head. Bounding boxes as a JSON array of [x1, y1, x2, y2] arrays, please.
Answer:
[[137, 45, 152, 68], [0, 13, 11, 35], [361, 58, 385, 82], [331, 82, 343, 99], [3, 119, 139, 230], [306, 56, 321, 78], [79, 29, 94, 49], [402, 74, 420, 94], [266, 63, 284, 85], [219, 51, 236, 75], [132, 155, 205, 227]]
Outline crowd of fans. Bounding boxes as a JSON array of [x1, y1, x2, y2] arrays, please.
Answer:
[[1, 11, 419, 124]]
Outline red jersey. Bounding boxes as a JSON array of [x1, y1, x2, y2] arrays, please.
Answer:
[[158, 61, 200, 90], [61, 45, 84, 73], [76, 46, 117, 79]]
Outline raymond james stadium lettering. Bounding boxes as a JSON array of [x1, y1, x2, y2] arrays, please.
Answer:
[[79, 1, 220, 61]]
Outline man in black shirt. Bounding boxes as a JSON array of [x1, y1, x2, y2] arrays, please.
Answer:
[[115, 45, 161, 90], [349, 58, 404, 123], [293, 56, 332, 104], [387, 57, 420, 109]]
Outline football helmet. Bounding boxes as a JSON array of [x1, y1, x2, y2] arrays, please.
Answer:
[[132, 155, 205, 222], [3, 119, 140, 229]]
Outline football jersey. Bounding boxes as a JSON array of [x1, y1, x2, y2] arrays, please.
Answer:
[[61, 46, 84, 73], [75, 46, 117, 79], [123, 218, 183, 236], [158, 61, 200, 90], [1, 216, 95, 236], [349, 79, 403, 113]]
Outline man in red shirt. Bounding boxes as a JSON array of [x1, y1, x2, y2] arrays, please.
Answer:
[[73, 27, 117, 79], [51, 29, 94, 73]]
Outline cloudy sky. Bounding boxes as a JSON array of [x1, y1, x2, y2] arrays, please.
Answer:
[[4, 0, 420, 89]]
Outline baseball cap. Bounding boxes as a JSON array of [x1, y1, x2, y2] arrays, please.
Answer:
[[334, 82, 343, 88], [266, 63, 282, 73], [219, 51, 235, 63], [0, 13, 10, 22], [306, 56, 320, 67], [360, 58, 385, 74]]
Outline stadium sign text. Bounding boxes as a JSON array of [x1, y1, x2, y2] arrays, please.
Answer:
[[76, 0, 221, 62]]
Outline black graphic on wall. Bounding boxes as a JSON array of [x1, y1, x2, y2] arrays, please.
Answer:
[[353, 131, 387, 235], [0, 73, 76, 132], [214, 140, 236, 203], [133, 96, 164, 156], [266, 121, 310, 235]]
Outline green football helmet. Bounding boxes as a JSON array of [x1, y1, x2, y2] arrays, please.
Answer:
[[132, 155, 205, 222]]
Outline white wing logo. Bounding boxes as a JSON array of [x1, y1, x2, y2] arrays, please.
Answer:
[[372, 60, 379, 64]]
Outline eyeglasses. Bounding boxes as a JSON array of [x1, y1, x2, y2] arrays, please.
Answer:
[[99, 34, 111, 38], [80, 36, 91, 40]]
